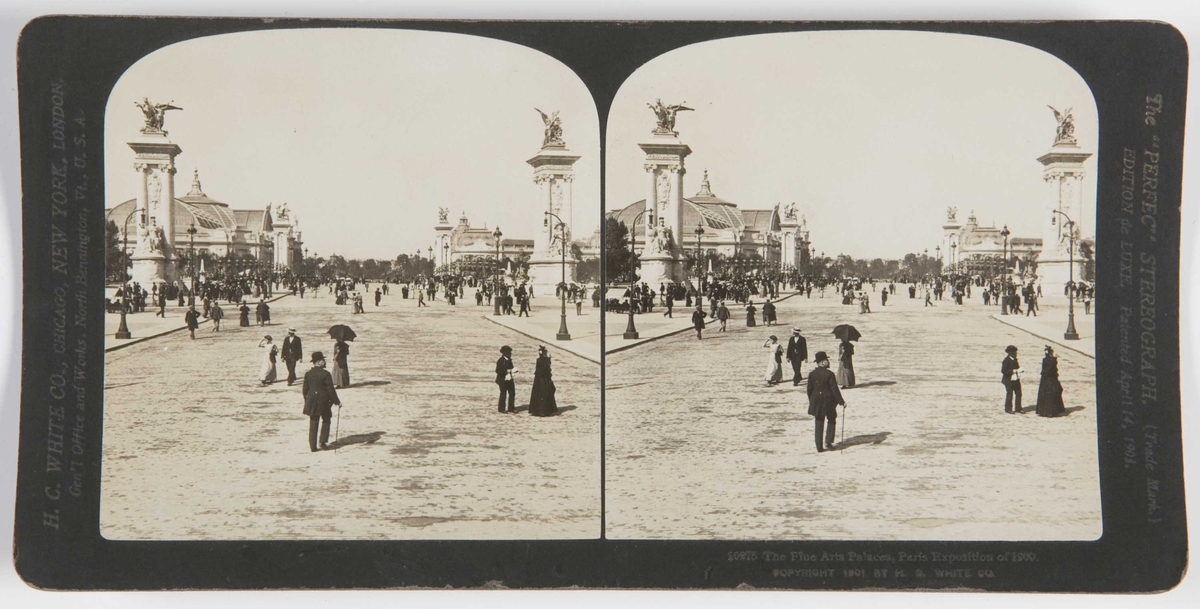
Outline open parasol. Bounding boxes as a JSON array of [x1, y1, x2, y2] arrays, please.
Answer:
[[832, 324, 861, 342], [327, 324, 357, 342]]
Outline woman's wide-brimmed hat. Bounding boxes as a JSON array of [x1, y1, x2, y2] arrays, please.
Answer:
[[768, 335, 778, 342], [310, 351, 325, 362], [263, 335, 273, 341], [500, 345, 512, 354], [814, 351, 830, 363]]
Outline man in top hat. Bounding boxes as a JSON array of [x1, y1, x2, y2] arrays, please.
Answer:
[[807, 351, 846, 452], [691, 305, 706, 340], [184, 304, 200, 340], [496, 346, 517, 413], [1002, 345, 1023, 414], [282, 328, 304, 386], [786, 327, 809, 386], [302, 351, 341, 452]]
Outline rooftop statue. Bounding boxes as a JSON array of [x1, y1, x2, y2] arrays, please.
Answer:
[[1047, 105, 1076, 145], [535, 108, 564, 147], [648, 98, 694, 135], [135, 97, 182, 133], [438, 207, 450, 223], [946, 206, 958, 222]]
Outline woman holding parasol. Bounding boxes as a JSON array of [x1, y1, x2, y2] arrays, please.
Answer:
[[328, 324, 356, 388], [832, 324, 861, 389]]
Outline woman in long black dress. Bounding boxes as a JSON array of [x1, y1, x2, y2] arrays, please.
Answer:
[[332, 339, 350, 388], [837, 340, 856, 389], [239, 301, 251, 327], [528, 346, 558, 417], [745, 301, 757, 327], [1035, 346, 1066, 417]]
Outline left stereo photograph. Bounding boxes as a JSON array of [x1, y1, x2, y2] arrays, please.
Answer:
[[98, 28, 603, 540]]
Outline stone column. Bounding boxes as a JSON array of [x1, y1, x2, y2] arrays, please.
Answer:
[[127, 130, 181, 284], [163, 165, 177, 250], [132, 163, 149, 250], [644, 165, 657, 248], [526, 140, 580, 294], [670, 166, 684, 245], [637, 131, 691, 285], [533, 176, 550, 255], [1036, 140, 1091, 296], [566, 174, 574, 232]]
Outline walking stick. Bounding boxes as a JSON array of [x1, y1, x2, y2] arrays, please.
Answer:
[[840, 403, 847, 453], [333, 407, 343, 450]]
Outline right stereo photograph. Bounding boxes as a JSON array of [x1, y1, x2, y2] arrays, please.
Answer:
[[602, 30, 1101, 541]]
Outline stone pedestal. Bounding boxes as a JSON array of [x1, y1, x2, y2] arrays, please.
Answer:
[[131, 251, 170, 286], [638, 256, 676, 287], [526, 258, 577, 295], [1036, 140, 1091, 295], [526, 141, 581, 295], [638, 132, 692, 284]]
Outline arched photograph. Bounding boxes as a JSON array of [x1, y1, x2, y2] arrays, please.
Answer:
[[603, 30, 1101, 541], [100, 29, 602, 540]]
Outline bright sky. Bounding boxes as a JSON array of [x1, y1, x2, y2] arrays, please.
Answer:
[[105, 28, 600, 260], [606, 30, 1098, 260]]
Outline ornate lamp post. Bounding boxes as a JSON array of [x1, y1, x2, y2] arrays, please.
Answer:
[[1000, 225, 1011, 315], [624, 209, 646, 340], [694, 222, 705, 295], [545, 211, 571, 340], [951, 242, 957, 274], [935, 245, 941, 273], [1053, 211, 1080, 340], [493, 227, 503, 316], [187, 221, 198, 306], [114, 208, 145, 339]]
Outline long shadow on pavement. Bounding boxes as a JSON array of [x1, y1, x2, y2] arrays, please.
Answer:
[[328, 431, 386, 449], [851, 380, 897, 388], [830, 431, 892, 451]]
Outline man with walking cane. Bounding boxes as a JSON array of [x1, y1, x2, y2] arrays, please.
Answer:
[[302, 351, 342, 452], [806, 351, 846, 453]]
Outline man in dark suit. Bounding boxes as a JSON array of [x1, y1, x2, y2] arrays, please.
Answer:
[[691, 305, 706, 340], [496, 345, 517, 413], [1002, 345, 1023, 414], [786, 327, 809, 386], [184, 305, 200, 340], [302, 351, 341, 452], [282, 328, 304, 386], [716, 301, 730, 332], [807, 351, 846, 453], [256, 298, 270, 326]]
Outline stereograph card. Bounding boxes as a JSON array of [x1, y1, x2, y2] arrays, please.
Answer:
[[9, 17, 1189, 592]]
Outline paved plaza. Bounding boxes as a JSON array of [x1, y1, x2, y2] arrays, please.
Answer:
[[101, 291, 601, 540], [604, 286, 1100, 540]]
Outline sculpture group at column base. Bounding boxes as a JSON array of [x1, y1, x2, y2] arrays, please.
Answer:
[[526, 257, 578, 297]]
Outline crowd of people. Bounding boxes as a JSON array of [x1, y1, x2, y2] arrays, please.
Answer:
[[618, 268, 1089, 455]]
